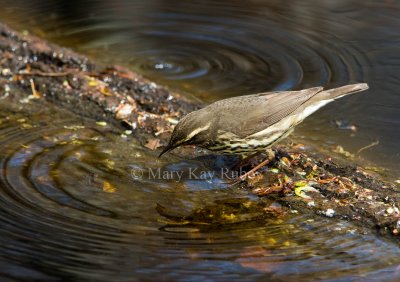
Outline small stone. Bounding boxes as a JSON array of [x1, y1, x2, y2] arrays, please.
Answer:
[[124, 130, 133, 135], [307, 201, 315, 207], [324, 209, 335, 218], [4, 84, 10, 92], [386, 207, 394, 215], [1, 68, 11, 76]]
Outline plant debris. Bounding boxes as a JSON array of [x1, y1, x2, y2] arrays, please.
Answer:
[[144, 138, 162, 150], [239, 144, 400, 239]]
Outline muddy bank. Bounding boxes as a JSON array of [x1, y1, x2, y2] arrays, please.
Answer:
[[0, 23, 399, 241], [0, 23, 198, 144]]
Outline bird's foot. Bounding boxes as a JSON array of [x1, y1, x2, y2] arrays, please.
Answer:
[[229, 158, 272, 186], [232, 152, 260, 171], [233, 148, 276, 171], [225, 148, 276, 186]]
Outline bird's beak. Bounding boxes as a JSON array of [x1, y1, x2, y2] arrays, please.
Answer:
[[158, 143, 176, 158]]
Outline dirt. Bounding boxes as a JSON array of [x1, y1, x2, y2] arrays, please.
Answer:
[[0, 23, 198, 144], [1, 23, 399, 241], [246, 146, 400, 239]]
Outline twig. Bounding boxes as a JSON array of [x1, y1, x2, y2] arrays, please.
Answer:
[[19, 70, 76, 77], [357, 140, 379, 155], [29, 79, 41, 98]]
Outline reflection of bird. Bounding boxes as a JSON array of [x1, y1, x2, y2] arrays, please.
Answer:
[[159, 83, 369, 157]]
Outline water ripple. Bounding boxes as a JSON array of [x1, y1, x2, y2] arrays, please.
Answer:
[[0, 0, 400, 280], [0, 106, 399, 280], [13, 1, 368, 100]]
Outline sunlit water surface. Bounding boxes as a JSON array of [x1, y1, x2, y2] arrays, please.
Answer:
[[0, 0, 400, 280], [0, 101, 400, 281]]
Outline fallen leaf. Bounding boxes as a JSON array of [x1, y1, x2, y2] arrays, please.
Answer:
[[294, 185, 319, 199], [333, 145, 355, 158], [96, 121, 107, 127], [116, 103, 136, 119], [100, 86, 113, 96], [103, 181, 116, 193], [145, 138, 161, 150]]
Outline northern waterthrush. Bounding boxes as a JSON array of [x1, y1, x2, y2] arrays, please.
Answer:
[[159, 83, 369, 157]]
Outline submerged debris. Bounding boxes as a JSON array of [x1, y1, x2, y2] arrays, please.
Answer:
[[333, 119, 357, 132], [144, 138, 162, 150], [156, 198, 287, 227]]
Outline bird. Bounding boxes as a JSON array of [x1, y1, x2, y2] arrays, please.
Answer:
[[159, 83, 369, 158]]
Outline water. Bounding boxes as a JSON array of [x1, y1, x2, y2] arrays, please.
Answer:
[[0, 101, 399, 280], [0, 0, 400, 280], [1, 0, 400, 175]]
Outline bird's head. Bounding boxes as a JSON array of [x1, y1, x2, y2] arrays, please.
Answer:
[[158, 110, 212, 157]]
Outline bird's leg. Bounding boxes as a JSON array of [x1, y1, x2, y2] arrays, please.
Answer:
[[232, 152, 260, 171], [230, 149, 276, 185], [237, 158, 271, 182]]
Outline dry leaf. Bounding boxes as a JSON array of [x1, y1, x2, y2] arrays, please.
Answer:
[[100, 86, 113, 96], [116, 103, 135, 119], [145, 138, 161, 150]]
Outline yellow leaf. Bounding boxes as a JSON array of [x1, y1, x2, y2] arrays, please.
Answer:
[[103, 181, 116, 193], [294, 186, 318, 199], [96, 121, 107, 127]]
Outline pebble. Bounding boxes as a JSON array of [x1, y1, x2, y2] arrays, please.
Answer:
[[386, 207, 394, 215], [324, 209, 335, 218]]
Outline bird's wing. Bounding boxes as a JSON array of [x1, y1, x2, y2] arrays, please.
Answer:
[[214, 87, 323, 138]]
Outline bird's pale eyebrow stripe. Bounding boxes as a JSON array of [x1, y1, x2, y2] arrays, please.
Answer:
[[184, 122, 211, 141]]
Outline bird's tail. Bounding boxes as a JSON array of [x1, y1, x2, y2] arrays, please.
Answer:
[[320, 83, 369, 100]]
